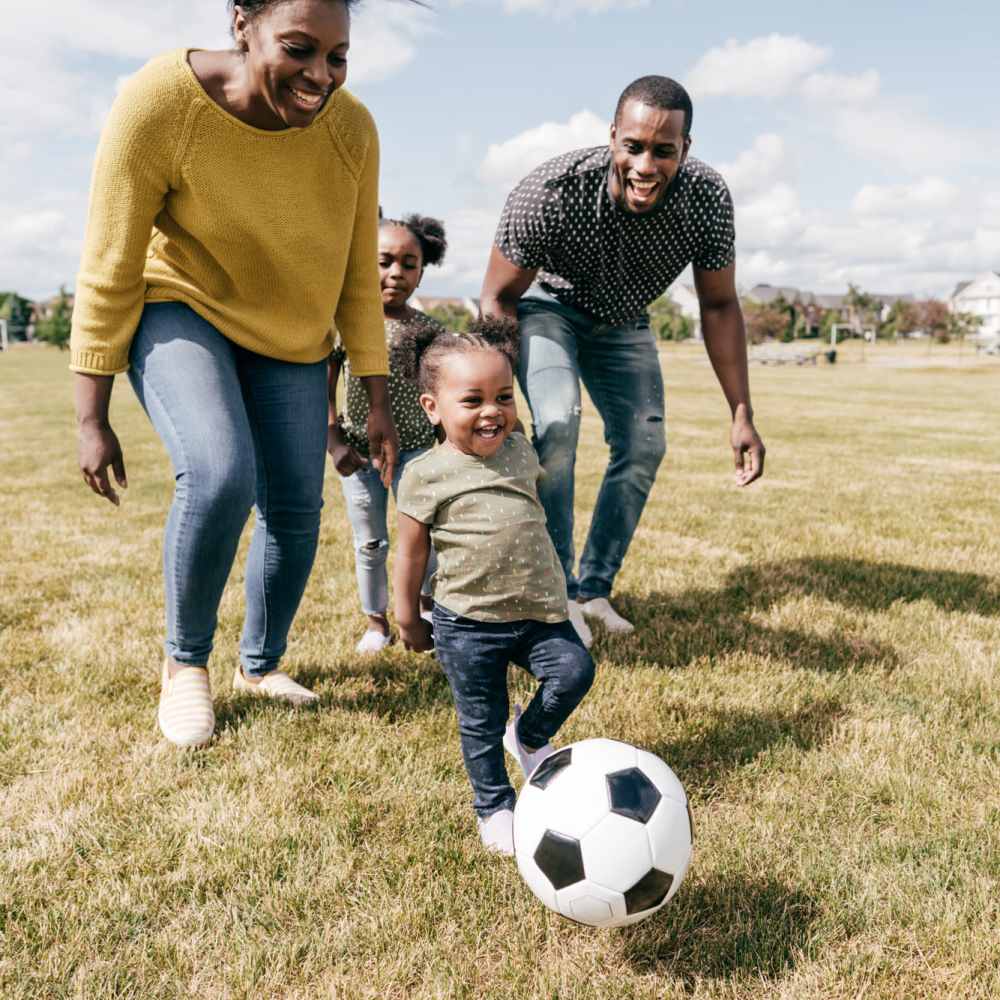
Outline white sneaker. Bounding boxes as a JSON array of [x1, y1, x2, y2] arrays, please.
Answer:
[[567, 601, 593, 647], [356, 629, 392, 654], [503, 703, 555, 778], [420, 609, 433, 624], [158, 661, 214, 748], [477, 808, 515, 855], [232, 667, 319, 706], [581, 597, 634, 634]]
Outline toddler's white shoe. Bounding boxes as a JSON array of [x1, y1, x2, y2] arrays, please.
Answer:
[[504, 703, 555, 779], [420, 609, 433, 624], [567, 601, 593, 647], [581, 597, 634, 634], [356, 629, 392, 654], [477, 808, 515, 855]]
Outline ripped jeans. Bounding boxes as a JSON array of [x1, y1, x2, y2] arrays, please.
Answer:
[[517, 291, 667, 601], [339, 449, 436, 616]]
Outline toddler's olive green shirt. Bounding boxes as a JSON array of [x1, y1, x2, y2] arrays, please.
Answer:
[[397, 433, 568, 623]]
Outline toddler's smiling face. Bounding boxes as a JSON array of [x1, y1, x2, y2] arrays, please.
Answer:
[[421, 350, 517, 458]]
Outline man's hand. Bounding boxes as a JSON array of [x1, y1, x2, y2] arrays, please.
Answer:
[[731, 407, 765, 486], [398, 618, 433, 653], [79, 420, 127, 506], [326, 423, 367, 477]]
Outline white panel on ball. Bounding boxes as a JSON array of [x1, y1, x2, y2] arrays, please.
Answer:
[[526, 762, 609, 840], [646, 798, 693, 903], [580, 812, 653, 892], [635, 748, 688, 805], [570, 738, 637, 775], [556, 880, 627, 928]]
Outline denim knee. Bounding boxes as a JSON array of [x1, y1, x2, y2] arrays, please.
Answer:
[[533, 408, 581, 463], [614, 418, 666, 481], [183, 460, 255, 525], [558, 644, 596, 700], [355, 535, 389, 569]]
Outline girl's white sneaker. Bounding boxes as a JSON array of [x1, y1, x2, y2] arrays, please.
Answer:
[[581, 597, 634, 634], [503, 703, 555, 778], [356, 629, 392, 654], [477, 808, 515, 855]]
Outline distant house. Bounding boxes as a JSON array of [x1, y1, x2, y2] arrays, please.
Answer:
[[664, 283, 701, 340], [949, 272, 1000, 341], [410, 295, 478, 317]]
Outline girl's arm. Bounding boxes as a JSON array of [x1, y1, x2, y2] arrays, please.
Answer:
[[326, 354, 367, 476], [394, 512, 433, 651]]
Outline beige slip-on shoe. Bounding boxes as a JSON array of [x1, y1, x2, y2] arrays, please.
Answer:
[[232, 667, 319, 707], [158, 661, 214, 748]]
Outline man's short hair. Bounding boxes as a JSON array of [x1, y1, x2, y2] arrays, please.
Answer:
[[615, 76, 693, 136]]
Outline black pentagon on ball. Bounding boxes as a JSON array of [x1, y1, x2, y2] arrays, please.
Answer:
[[529, 746, 572, 789], [624, 868, 674, 915], [533, 830, 585, 890], [607, 767, 661, 823]]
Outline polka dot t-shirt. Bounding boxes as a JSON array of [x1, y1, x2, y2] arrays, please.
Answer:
[[396, 432, 568, 624], [495, 147, 735, 325], [331, 308, 441, 457]]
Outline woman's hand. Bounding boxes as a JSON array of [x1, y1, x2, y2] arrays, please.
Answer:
[[361, 376, 399, 488], [75, 372, 127, 505], [326, 422, 367, 477], [79, 420, 127, 505]]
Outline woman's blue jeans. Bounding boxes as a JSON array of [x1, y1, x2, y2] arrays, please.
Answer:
[[128, 302, 328, 677], [339, 449, 436, 616], [517, 292, 667, 601]]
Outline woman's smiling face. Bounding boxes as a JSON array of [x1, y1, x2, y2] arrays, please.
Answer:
[[234, 0, 350, 128]]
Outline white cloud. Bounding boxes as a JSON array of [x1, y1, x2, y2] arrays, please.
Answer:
[[502, 0, 649, 14], [479, 110, 608, 188], [801, 69, 880, 105], [687, 34, 829, 99], [852, 177, 960, 216], [718, 133, 787, 200]]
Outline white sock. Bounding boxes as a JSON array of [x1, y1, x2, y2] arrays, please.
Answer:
[[580, 597, 634, 634], [567, 601, 593, 647]]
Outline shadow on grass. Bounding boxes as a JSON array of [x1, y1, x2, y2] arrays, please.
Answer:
[[612, 556, 999, 671], [648, 698, 843, 795], [621, 872, 820, 986]]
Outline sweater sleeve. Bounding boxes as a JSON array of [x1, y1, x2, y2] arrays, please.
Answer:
[[70, 61, 181, 374], [332, 115, 388, 378]]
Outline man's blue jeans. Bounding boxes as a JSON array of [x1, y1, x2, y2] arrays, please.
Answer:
[[517, 292, 667, 601], [432, 604, 595, 817], [339, 449, 436, 616], [128, 302, 328, 676]]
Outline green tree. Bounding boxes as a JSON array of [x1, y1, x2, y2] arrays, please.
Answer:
[[648, 294, 693, 341], [879, 300, 921, 340], [34, 287, 73, 349], [425, 303, 471, 333], [742, 300, 789, 345], [845, 283, 879, 336]]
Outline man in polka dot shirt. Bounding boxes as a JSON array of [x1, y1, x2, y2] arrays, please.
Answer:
[[480, 75, 765, 644]]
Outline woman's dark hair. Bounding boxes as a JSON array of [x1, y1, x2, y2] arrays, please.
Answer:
[[392, 316, 520, 394], [380, 214, 447, 267], [230, 1, 427, 21]]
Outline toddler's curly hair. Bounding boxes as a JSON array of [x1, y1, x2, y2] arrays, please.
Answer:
[[391, 316, 520, 394]]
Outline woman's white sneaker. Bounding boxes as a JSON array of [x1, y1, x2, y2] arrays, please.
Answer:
[[158, 661, 214, 748], [581, 597, 634, 634], [477, 808, 515, 855], [232, 667, 319, 706]]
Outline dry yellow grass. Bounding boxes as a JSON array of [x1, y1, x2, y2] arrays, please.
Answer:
[[1, 340, 998, 999]]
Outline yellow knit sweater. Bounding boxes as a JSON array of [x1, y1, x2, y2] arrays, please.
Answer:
[[70, 49, 387, 377]]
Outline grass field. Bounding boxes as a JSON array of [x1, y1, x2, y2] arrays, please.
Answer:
[[1, 340, 998, 999]]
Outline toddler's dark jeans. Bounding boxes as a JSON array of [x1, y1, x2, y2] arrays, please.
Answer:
[[432, 604, 595, 817]]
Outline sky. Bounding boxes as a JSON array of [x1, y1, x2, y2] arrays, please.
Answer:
[[3, 0, 999, 302]]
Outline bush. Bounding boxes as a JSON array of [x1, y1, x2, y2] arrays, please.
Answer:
[[34, 287, 73, 349]]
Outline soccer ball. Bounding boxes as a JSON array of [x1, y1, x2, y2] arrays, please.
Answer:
[[513, 738, 693, 928]]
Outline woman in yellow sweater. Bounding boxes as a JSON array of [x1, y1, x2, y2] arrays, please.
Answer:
[[70, 0, 413, 748]]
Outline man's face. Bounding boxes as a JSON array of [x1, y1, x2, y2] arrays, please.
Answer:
[[609, 99, 690, 214]]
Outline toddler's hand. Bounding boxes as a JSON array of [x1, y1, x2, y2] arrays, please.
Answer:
[[399, 619, 433, 653]]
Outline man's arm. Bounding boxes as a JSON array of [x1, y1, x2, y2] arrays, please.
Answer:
[[394, 512, 434, 651], [693, 263, 766, 486], [479, 247, 537, 321]]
